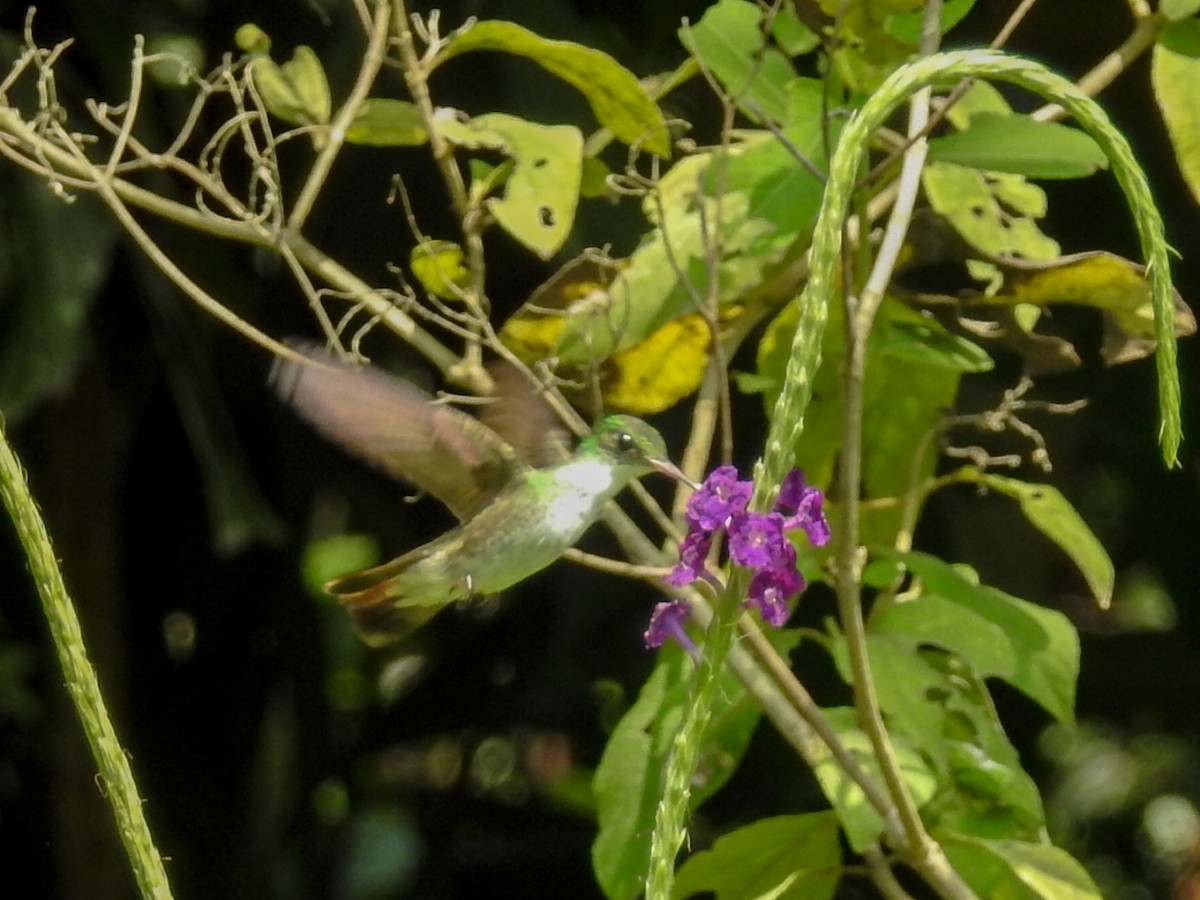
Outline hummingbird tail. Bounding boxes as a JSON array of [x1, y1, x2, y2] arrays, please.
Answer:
[[341, 586, 442, 647], [325, 551, 446, 646]]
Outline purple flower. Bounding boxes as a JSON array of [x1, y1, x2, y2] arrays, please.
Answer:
[[644, 599, 698, 656], [776, 469, 831, 547], [685, 465, 752, 531], [652, 465, 828, 642], [727, 511, 789, 570], [746, 563, 805, 627], [664, 530, 713, 587]]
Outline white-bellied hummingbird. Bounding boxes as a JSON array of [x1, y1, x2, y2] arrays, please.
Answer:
[[272, 343, 686, 645]]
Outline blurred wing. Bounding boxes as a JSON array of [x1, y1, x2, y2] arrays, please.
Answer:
[[479, 359, 571, 467], [271, 342, 524, 520]]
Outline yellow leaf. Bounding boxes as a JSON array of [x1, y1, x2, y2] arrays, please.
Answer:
[[599, 315, 712, 415], [409, 240, 469, 301]]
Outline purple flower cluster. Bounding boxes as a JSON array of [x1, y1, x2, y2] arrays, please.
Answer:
[[645, 467, 830, 649]]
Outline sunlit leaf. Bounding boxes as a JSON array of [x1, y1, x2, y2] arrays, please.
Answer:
[[944, 80, 1012, 129], [816, 0, 924, 90], [580, 155, 614, 198], [555, 177, 720, 363], [439, 21, 669, 157], [499, 254, 715, 414], [897, 214, 1194, 374], [671, 813, 841, 900], [556, 109, 831, 367], [240, 31, 331, 127], [771, 6, 821, 56], [885, 0, 977, 43], [812, 708, 936, 852], [1161, 0, 1200, 22], [967, 473, 1114, 609], [828, 628, 1047, 836], [680, 0, 798, 123], [979, 252, 1196, 366], [499, 252, 623, 362], [593, 630, 799, 899], [598, 314, 712, 415], [922, 162, 1059, 260], [716, 104, 830, 256], [436, 113, 583, 258], [1153, 20, 1200, 204], [929, 113, 1108, 179], [872, 550, 1080, 724], [345, 99, 427, 146], [409, 240, 469, 301], [755, 297, 990, 544], [941, 834, 1103, 900]]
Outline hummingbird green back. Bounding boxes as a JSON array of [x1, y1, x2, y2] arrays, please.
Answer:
[[272, 344, 685, 645]]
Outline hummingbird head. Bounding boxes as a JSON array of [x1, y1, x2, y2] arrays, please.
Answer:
[[586, 415, 691, 484]]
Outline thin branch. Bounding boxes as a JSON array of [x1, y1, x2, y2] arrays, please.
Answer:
[[1031, 10, 1166, 123], [289, 0, 390, 228], [834, 0, 942, 865]]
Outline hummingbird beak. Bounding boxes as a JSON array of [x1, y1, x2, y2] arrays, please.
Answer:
[[650, 458, 699, 489]]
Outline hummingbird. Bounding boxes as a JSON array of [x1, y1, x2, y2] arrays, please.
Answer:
[[271, 342, 687, 645]]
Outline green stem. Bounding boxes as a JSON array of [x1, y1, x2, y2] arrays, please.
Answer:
[[648, 47, 1175, 900], [0, 418, 173, 900], [644, 573, 745, 900], [761, 51, 1180, 496]]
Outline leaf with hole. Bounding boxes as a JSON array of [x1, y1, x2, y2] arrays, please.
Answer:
[[436, 113, 583, 259], [439, 21, 668, 156]]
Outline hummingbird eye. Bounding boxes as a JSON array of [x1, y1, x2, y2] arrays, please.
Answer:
[[616, 431, 636, 454]]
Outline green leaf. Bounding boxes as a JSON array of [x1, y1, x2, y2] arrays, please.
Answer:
[[593, 632, 798, 899], [928, 113, 1108, 179], [439, 21, 669, 157], [941, 834, 1103, 899], [555, 96, 835, 365], [680, 0, 798, 123], [436, 113, 583, 259], [716, 106, 830, 256], [246, 43, 331, 126], [672, 813, 842, 900], [872, 550, 1080, 724], [922, 162, 1059, 260], [1161, 0, 1200, 21], [812, 708, 937, 852], [829, 628, 1046, 836], [344, 99, 427, 146], [0, 175, 118, 423], [552, 162, 712, 363], [756, 297, 990, 544], [885, 0, 977, 43], [1153, 20, 1200, 204], [409, 240, 469, 300], [771, 7, 821, 56], [944, 80, 1013, 130], [970, 472, 1114, 609]]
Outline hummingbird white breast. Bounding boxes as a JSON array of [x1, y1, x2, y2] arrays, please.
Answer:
[[541, 458, 619, 537]]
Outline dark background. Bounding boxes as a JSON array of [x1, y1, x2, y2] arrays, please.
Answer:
[[1, 1, 1198, 897]]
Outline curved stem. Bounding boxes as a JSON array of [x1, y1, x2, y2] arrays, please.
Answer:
[[755, 45, 1175, 899], [0, 421, 173, 900]]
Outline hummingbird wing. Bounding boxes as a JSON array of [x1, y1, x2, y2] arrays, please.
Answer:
[[478, 359, 571, 467], [271, 342, 525, 520]]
